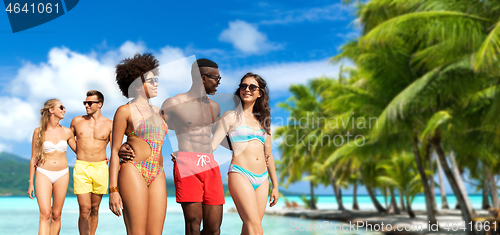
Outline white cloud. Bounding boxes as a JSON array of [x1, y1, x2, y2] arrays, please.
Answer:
[[0, 143, 11, 152], [4, 42, 194, 141], [99, 41, 147, 66], [336, 30, 360, 40], [155, 54, 195, 101], [219, 20, 280, 54], [252, 60, 341, 92], [10, 46, 125, 114], [260, 3, 351, 25], [270, 123, 282, 147], [353, 17, 362, 28], [1, 41, 349, 143], [119, 41, 147, 58], [218, 59, 352, 97], [0, 97, 38, 141]]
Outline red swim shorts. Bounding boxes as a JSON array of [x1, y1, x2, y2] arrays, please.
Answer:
[[173, 152, 225, 205]]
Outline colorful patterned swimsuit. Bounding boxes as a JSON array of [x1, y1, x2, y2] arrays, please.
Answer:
[[127, 104, 168, 186]]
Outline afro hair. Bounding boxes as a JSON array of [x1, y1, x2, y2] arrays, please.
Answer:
[[115, 53, 159, 98]]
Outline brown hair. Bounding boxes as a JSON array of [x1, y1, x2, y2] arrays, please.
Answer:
[[36, 99, 60, 164], [86, 90, 104, 106], [234, 73, 271, 135], [115, 53, 159, 98]]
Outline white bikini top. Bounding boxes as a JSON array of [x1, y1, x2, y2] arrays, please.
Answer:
[[44, 140, 67, 153]]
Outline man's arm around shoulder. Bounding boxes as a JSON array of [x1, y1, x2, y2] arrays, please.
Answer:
[[70, 116, 80, 136]]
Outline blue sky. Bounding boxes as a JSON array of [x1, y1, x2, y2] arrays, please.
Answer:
[[0, 0, 365, 194], [0, 0, 482, 197]]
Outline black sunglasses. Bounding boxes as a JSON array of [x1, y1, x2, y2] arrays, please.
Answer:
[[59, 105, 66, 111], [239, 83, 259, 92], [202, 74, 222, 83], [144, 77, 159, 85], [83, 101, 100, 106]]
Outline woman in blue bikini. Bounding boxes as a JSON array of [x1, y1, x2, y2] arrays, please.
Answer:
[[211, 72, 279, 235]]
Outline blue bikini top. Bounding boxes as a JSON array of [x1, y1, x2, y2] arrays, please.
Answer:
[[228, 126, 267, 145]]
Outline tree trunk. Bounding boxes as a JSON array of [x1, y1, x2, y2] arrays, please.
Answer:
[[429, 152, 438, 212], [360, 169, 386, 213], [482, 171, 491, 210], [412, 137, 437, 225], [353, 182, 360, 210], [406, 195, 415, 218], [387, 187, 400, 215], [485, 166, 500, 208], [366, 185, 386, 213], [309, 180, 317, 210], [432, 140, 475, 234], [436, 156, 449, 209], [449, 151, 476, 216], [399, 190, 407, 211], [384, 187, 388, 208], [339, 188, 342, 202], [331, 176, 345, 211]]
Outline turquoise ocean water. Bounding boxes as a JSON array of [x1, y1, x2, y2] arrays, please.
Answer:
[[0, 195, 485, 234]]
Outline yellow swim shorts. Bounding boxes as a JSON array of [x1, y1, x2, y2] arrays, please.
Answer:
[[73, 160, 109, 194]]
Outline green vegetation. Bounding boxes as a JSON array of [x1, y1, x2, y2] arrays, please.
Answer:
[[0, 152, 32, 195], [0, 152, 179, 196], [300, 195, 318, 209], [0, 152, 77, 196], [274, 1, 500, 233]]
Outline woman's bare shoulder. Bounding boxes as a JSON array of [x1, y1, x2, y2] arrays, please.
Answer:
[[222, 110, 236, 117], [60, 126, 73, 138], [151, 105, 160, 113], [115, 104, 133, 115]]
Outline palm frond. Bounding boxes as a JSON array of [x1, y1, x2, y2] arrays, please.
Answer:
[[420, 110, 453, 143], [474, 21, 500, 73]]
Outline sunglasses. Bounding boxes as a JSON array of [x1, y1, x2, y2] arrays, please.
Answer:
[[83, 101, 100, 106], [59, 105, 65, 111], [144, 77, 159, 85], [202, 74, 222, 83], [239, 83, 259, 92]]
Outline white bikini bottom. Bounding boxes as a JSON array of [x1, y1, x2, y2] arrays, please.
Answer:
[[37, 167, 68, 184]]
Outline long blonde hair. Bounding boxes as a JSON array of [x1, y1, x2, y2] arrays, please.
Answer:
[[36, 99, 60, 164]]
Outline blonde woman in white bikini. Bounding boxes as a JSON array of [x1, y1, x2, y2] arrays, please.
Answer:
[[28, 98, 76, 235]]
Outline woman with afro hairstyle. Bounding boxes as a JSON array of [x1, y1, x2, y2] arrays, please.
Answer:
[[210, 73, 279, 234], [109, 53, 168, 234]]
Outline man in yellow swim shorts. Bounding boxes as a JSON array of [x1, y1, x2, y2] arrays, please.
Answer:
[[70, 90, 113, 235]]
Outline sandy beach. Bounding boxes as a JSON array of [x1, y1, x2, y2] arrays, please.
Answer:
[[265, 207, 492, 235]]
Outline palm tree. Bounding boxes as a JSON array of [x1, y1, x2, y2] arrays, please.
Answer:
[[324, 1, 495, 230], [333, 1, 500, 230], [379, 152, 422, 217], [312, 69, 392, 212], [436, 156, 450, 209], [274, 84, 325, 210], [273, 1, 500, 225]]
